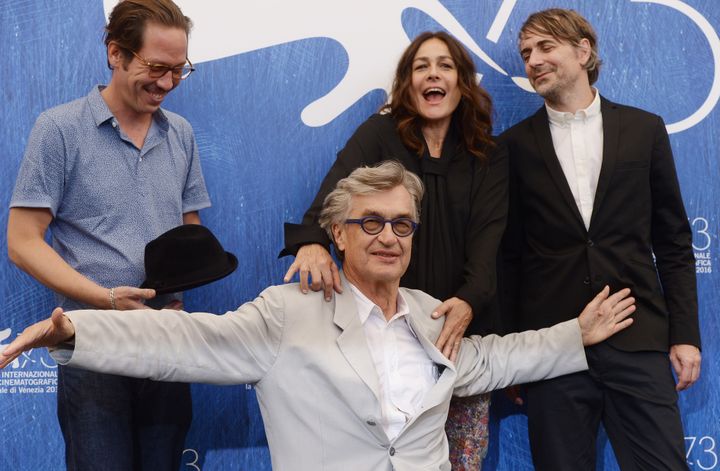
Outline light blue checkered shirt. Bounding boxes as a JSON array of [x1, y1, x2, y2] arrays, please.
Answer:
[[11, 86, 211, 310]]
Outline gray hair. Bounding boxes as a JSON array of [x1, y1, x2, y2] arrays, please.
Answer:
[[319, 161, 424, 250]]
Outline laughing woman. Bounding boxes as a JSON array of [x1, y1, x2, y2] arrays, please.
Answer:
[[281, 31, 507, 470]]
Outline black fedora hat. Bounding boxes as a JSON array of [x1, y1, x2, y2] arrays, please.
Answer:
[[140, 225, 238, 294]]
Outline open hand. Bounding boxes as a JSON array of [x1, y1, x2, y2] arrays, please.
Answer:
[[1, 308, 75, 369], [578, 286, 635, 346]]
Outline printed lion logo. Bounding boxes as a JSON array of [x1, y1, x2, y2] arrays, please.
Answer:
[[104, 0, 719, 133], [104, 0, 511, 127]]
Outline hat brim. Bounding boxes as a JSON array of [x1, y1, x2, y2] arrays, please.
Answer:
[[140, 251, 238, 295]]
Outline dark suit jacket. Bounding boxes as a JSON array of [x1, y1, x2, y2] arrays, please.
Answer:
[[500, 96, 700, 352]]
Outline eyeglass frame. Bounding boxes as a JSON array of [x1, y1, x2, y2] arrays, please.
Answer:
[[130, 50, 195, 80], [344, 216, 419, 237]]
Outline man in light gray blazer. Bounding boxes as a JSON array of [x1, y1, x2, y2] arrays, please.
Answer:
[[2, 161, 635, 471]]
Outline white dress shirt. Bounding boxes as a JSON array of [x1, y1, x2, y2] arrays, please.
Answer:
[[349, 283, 439, 441], [546, 89, 604, 229]]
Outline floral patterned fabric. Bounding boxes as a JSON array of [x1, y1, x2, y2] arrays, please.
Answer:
[[446, 393, 491, 470]]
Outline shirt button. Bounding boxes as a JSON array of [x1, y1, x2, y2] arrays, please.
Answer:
[[583, 277, 591, 285], [366, 419, 376, 426], [389, 447, 395, 456], [587, 239, 594, 247]]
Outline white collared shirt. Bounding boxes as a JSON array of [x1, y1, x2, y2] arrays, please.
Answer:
[[546, 89, 604, 229], [349, 283, 439, 441]]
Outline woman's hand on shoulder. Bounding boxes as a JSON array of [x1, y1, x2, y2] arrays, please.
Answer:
[[432, 297, 473, 362], [283, 244, 342, 301]]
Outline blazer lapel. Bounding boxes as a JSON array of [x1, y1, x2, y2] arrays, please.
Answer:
[[404, 298, 456, 414], [590, 97, 620, 227], [414, 339, 457, 413], [333, 278, 382, 403], [406, 313, 454, 371], [531, 108, 586, 229]]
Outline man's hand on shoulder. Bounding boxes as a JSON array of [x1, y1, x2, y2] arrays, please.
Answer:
[[1, 307, 75, 369], [670, 344, 701, 391]]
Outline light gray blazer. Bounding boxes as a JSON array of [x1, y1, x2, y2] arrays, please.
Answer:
[[53, 279, 587, 471]]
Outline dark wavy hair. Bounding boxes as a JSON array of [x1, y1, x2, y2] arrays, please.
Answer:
[[382, 31, 494, 161]]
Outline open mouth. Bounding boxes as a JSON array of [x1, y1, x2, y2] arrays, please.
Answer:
[[144, 85, 167, 103], [422, 87, 446, 103]]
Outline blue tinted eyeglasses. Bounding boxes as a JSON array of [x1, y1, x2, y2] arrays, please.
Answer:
[[345, 216, 418, 237]]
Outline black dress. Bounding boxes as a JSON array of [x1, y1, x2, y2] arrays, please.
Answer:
[[281, 113, 508, 335]]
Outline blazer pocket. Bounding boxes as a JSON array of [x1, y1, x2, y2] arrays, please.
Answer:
[[615, 160, 649, 170]]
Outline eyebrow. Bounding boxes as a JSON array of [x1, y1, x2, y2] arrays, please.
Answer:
[[521, 39, 556, 56], [522, 38, 557, 50], [412, 55, 454, 63], [360, 209, 414, 219], [145, 57, 189, 68]]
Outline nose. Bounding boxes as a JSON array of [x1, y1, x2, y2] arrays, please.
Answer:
[[527, 49, 543, 68], [156, 70, 176, 90], [376, 221, 398, 244]]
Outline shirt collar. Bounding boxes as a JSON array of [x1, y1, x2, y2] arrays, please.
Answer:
[[546, 88, 601, 125], [87, 85, 169, 132], [348, 282, 409, 325], [88, 86, 113, 127]]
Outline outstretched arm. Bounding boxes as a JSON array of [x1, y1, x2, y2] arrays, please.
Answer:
[[453, 287, 635, 396], [3, 288, 286, 385], [1, 308, 74, 369]]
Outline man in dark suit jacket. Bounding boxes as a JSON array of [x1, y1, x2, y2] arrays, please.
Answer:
[[500, 8, 702, 470]]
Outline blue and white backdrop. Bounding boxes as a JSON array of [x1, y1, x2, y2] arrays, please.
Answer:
[[1, 1, 718, 469]]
